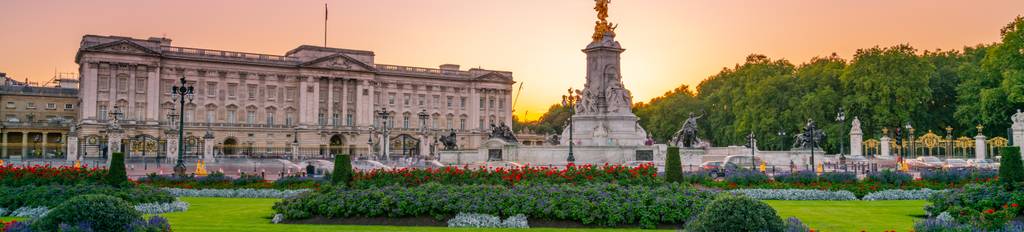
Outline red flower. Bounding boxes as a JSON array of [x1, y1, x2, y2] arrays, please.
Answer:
[[985, 209, 995, 214], [1014, 203, 1020, 207]]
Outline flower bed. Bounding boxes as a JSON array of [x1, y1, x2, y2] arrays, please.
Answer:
[[273, 183, 713, 229], [137, 172, 325, 190], [0, 164, 105, 187], [134, 201, 190, 214], [862, 189, 946, 201], [0, 184, 174, 209], [728, 189, 856, 200], [162, 188, 310, 198], [352, 163, 661, 188]]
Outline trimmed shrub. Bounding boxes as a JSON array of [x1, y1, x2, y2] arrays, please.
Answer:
[[232, 173, 265, 186], [332, 154, 353, 185], [1000, 147, 1024, 184], [784, 217, 811, 232], [107, 152, 129, 186], [161, 188, 310, 198], [128, 215, 173, 232], [921, 169, 997, 184], [35, 194, 142, 232], [866, 169, 912, 185], [862, 189, 945, 201], [0, 185, 174, 209], [819, 172, 857, 183], [447, 213, 529, 228], [686, 194, 784, 232], [724, 168, 769, 185], [665, 147, 683, 183], [274, 183, 713, 229], [728, 189, 856, 200]]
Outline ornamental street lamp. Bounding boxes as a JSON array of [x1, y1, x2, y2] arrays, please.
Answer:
[[836, 107, 847, 164], [745, 132, 756, 170], [170, 75, 194, 176], [366, 126, 375, 159], [561, 88, 581, 163], [776, 129, 786, 151], [945, 126, 954, 159], [905, 122, 915, 158], [808, 120, 818, 169], [418, 109, 430, 159], [375, 108, 393, 162]]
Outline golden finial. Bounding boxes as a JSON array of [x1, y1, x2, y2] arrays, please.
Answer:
[[882, 127, 888, 135], [976, 124, 984, 134]]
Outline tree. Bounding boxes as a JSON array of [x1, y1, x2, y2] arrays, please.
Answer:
[[841, 44, 934, 139], [664, 147, 682, 182], [332, 154, 353, 186], [106, 152, 128, 187]]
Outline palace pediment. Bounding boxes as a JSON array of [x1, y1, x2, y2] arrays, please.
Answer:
[[84, 40, 161, 56], [300, 53, 375, 72], [474, 72, 514, 83]]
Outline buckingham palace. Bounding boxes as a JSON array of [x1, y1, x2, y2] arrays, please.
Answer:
[[73, 35, 514, 161]]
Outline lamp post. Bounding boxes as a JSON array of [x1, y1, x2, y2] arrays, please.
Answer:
[[169, 75, 194, 176], [746, 132, 756, 170], [905, 122, 914, 158], [776, 129, 786, 151], [836, 107, 847, 164], [366, 127, 375, 160], [418, 109, 430, 159], [945, 126, 953, 159], [808, 120, 818, 170], [561, 88, 581, 163], [375, 108, 392, 162]]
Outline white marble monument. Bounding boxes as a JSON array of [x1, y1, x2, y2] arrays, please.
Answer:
[[1012, 109, 1024, 148], [849, 117, 863, 157]]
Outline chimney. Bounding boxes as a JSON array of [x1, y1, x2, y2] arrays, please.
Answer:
[[439, 64, 460, 71], [148, 37, 173, 46]]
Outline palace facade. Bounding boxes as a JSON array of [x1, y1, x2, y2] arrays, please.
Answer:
[[75, 35, 514, 160]]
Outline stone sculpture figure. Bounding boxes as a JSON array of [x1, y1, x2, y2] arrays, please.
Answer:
[[488, 122, 519, 143], [671, 111, 705, 147], [546, 134, 561, 145], [792, 119, 826, 149], [438, 129, 458, 150]]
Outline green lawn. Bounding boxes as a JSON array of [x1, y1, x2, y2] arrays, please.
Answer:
[[4, 197, 929, 231], [161, 197, 666, 232], [766, 200, 928, 231]]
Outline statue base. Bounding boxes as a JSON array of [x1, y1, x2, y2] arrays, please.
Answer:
[[561, 114, 647, 147]]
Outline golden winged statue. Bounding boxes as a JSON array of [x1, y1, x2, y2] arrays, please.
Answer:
[[592, 0, 616, 41]]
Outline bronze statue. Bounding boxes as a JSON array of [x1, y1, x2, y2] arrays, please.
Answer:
[[438, 129, 458, 150], [672, 111, 705, 148]]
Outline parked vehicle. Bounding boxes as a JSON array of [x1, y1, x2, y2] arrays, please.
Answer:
[[470, 161, 524, 169], [967, 159, 1000, 169], [942, 159, 969, 170], [723, 155, 764, 170], [906, 156, 943, 170], [625, 161, 665, 173], [351, 160, 392, 172], [701, 161, 737, 177]]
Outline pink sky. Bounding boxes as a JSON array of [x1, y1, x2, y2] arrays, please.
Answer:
[[0, 0, 1021, 120]]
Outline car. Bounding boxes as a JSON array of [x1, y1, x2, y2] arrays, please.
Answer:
[[351, 160, 392, 172], [701, 161, 738, 177], [406, 160, 446, 169], [906, 156, 943, 170], [471, 161, 524, 169], [942, 159, 969, 170], [967, 159, 1000, 169], [723, 155, 764, 170]]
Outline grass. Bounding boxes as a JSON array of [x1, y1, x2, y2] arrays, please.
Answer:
[[161, 197, 667, 232], [766, 200, 928, 231], [3, 197, 930, 231]]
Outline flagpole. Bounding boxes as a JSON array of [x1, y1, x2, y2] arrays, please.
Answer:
[[324, 3, 328, 47]]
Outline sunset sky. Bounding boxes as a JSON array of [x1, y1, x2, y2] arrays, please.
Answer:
[[1, 0, 1021, 121]]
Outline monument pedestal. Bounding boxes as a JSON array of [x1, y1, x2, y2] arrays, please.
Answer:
[[562, 114, 647, 147]]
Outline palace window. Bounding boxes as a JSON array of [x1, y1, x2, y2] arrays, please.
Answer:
[[185, 108, 194, 123], [266, 86, 277, 100], [447, 96, 454, 108], [98, 76, 110, 90], [459, 118, 466, 130], [64, 104, 73, 109], [388, 93, 396, 105], [403, 114, 410, 129], [446, 116, 453, 130], [117, 76, 128, 92], [5, 102, 14, 109], [135, 78, 146, 93], [318, 113, 326, 126], [332, 113, 340, 126], [431, 116, 438, 129], [346, 113, 354, 126], [46, 103, 56, 110], [207, 82, 217, 97], [433, 95, 440, 108], [286, 87, 296, 101], [266, 111, 275, 126], [26, 102, 35, 109], [246, 110, 256, 124], [499, 97, 505, 110], [460, 97, 466, 108], [286, 113, 294, 126], [206, 110, 215, 123], [480, 97, 485, 109], [489, 97, 495, 110], [227, 110, 237, 124], [98, 105, 108, 121], [228, 84, 238, 98], [403, 94, 411, 105], [248, 85, 257, 100], [134, 104, 145, 120]]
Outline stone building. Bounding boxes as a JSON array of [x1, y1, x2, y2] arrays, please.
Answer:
[[74, 35, 514, 161], [0, 84, 78, 159]]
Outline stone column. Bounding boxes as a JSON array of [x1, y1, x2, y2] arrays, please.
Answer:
[[41, 133, 48, 158], [290, 142, 299, 160], [164, 130, 178, 165], [66, 136, 78, 162], [1, 132, 7, 158], [202, 130, 215, 162], [880, 136, 891, 158], [1011, 109, 1024, 147], [975, 133, 987, 160], [21, 133, 28, 157], [107, 131, 123, 165], [849, 117, 863, 157]]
